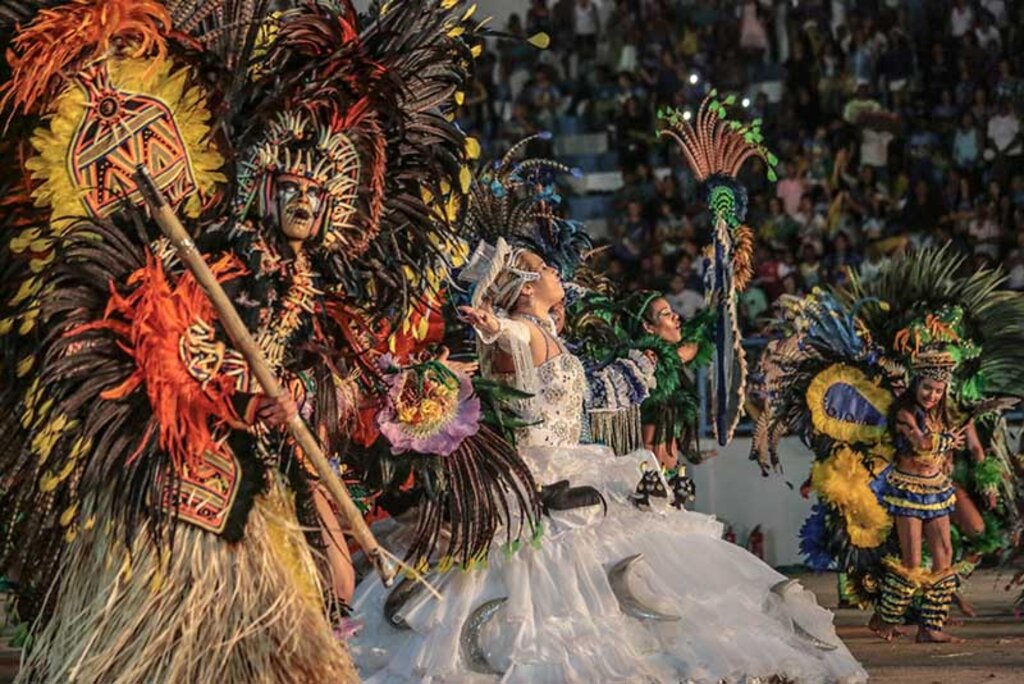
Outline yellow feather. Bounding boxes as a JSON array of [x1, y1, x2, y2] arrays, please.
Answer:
[[11, 277, 42, 306], [812, 447, 892, 549], [59, 503, 79, 527], [10, 228, 40, 253], [16, 355, 35, 377], [528, 32, 551, 49]]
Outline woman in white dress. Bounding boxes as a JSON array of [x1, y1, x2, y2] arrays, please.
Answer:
[[349, 239, 867, 683]]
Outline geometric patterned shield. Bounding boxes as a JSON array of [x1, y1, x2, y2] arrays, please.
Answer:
[[69, 64, 196, 218]]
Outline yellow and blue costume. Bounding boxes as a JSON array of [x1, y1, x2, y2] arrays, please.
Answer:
[[881, 408, 957, 519]]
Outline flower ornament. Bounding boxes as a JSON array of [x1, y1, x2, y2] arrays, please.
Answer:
[[377, 358, 481, 456]]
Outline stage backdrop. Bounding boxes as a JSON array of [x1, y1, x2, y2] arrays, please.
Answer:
[[688, 437, 817, 568]]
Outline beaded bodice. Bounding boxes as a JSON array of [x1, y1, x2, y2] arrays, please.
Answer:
[[518, 350, 587, 447]]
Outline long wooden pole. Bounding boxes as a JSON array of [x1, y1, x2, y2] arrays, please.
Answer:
[[132, 165, 395, 586]]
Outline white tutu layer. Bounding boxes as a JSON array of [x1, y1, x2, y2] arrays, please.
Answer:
[[351, 446, 866, 684]]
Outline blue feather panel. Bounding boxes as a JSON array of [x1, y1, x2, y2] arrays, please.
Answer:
[[807, 364, 893, 445], [823, 383, 887, 427]]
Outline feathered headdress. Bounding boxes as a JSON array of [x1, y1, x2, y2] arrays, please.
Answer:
[[464, 134, 591, 280], [657, 90, 777, 446], [458, 237, 539, 313]]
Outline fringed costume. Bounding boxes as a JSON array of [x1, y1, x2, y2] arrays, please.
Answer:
[[0, 1, 527, 681]]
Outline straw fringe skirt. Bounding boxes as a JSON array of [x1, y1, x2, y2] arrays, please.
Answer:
[[18, 481, 357, 683]]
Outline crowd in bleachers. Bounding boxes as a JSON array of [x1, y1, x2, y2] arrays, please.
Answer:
[[460, 0, 1024, 334]]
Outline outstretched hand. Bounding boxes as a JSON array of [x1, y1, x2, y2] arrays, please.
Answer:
[[949, 428, 967, 452], [437, 346, 479, 377], [459, 304, 501, 336]]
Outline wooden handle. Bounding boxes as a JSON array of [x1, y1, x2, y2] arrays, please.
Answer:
[[133, 165, 395, 586]]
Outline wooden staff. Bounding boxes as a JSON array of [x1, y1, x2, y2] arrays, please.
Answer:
[[132, 165, 395, 586]]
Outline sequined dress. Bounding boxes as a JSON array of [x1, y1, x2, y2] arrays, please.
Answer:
[[350, 319, 866, 683]]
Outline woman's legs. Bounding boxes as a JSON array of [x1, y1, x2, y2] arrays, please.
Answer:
[[898, 515, 924, 568], [314, 486, 356, 605], [950, 484, 985, 538], [919, 515, 964, 643], [870, 515, 923, 640]]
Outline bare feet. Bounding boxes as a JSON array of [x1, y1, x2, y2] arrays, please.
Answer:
[[916, 628, 965, 643], [868, 613, 906, 641], [954, 592, 978, 617]]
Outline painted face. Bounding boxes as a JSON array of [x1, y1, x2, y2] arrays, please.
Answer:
[[517, 251, 565, 306], [275, 173, 325, 243], [915, 377, 946, 411], [644, 297, 682, 344]]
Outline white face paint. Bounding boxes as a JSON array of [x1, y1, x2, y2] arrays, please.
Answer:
[[275, 173, 324, 243]]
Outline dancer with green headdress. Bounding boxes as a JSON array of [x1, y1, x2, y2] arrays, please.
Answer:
[[753, 248, 1024, 642]]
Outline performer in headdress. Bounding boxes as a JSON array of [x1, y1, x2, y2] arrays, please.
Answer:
[[869, 346, 974, 642], [0, 1, 510, 680], [752, 248, 1024, 643]]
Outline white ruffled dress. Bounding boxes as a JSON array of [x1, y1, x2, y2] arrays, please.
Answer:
[[350, 319, 866, 683]]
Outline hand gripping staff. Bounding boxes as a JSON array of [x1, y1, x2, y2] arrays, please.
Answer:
[[133, 164, 396, 587]]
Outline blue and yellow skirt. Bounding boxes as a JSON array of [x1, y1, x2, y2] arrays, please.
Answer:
[[881, 467, 956, 520]]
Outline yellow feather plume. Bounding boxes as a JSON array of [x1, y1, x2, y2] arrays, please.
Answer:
[[812, 447, 892, 548]]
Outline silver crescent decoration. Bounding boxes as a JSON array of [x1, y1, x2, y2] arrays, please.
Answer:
[[460, 597, 508, 675], [769, 580, 840, 651], [384, 576, 425, 630], [608, 554, 681, 622]]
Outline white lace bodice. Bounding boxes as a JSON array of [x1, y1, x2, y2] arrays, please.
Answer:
[[518, 351, 587, 448], [479, 314, 588, 449]]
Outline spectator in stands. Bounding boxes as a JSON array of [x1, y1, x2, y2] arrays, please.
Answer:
[[665, 273, 705, 320], [524, 66, 563, 131], [612, 199, 649, 267], [776, 160, 806, 217], [526, 0, 553, 38], [975, 10, 1003, 57], [739, 285, 769, 334], [758, 196, 798, 246], [950, 0, 975, 40], [572, 0, 602, 74], [473, 0, 1024, 333], [823, 231, 861, 287], [859, 241, 890, 284], [615, 95, 651, 172], [953, 111, 984, 172], [900, 179, 943, 240], [986, 98, 1022, 187], [754, 244, 784, 301], [798, 241, 824, 289], [969, 200, 1004, 260]]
